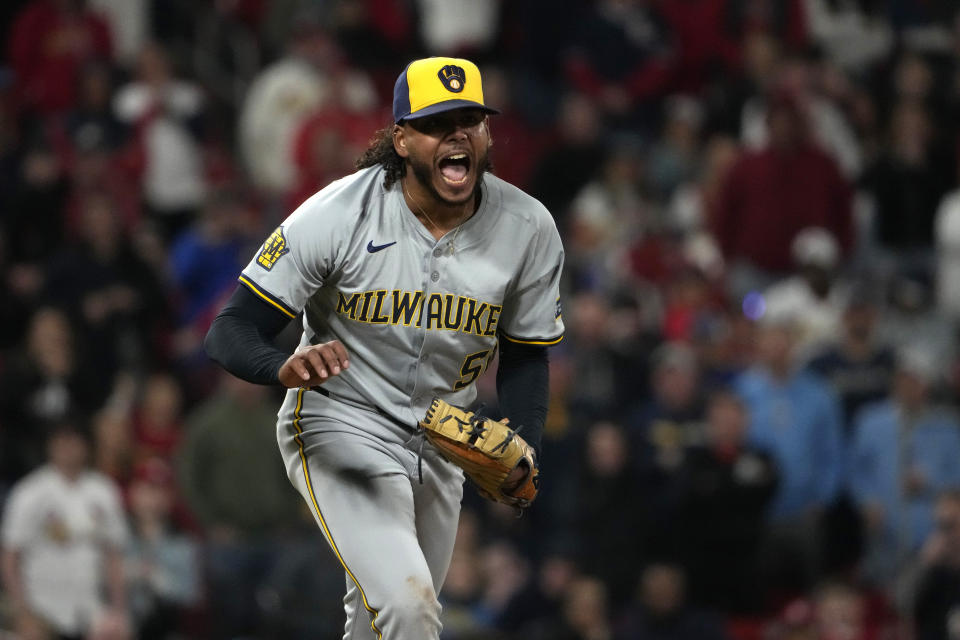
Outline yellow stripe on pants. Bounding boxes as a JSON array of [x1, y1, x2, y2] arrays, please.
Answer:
[[292, 388, 383, 639]]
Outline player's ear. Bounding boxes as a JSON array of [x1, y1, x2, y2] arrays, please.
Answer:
[[392, 124, 409, 158]]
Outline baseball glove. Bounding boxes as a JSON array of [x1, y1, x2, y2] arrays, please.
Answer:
[[419, 398, 539, 508]]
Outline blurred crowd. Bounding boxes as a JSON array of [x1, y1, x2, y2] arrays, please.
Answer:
[[2, 0, 960, 638]]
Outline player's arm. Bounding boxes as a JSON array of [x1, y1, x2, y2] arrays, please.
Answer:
[[494, 207, 563, 468], [204, 285, 349, 387], [496, 338, 548, 457], [496, 338, 550, 494]]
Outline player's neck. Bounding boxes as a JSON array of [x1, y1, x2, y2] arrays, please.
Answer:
[[402, 176, 478, 239]]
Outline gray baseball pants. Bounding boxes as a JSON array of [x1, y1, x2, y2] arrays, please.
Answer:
[[276, 388, 464, 640]]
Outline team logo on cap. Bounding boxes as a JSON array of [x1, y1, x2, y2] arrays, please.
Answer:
[[437, 65, 466, 93]]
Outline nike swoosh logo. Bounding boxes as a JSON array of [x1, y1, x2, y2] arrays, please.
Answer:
[[367, 240, 397, 253]]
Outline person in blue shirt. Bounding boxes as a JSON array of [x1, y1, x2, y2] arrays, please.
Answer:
[[848, 346, 960, 588], [169, 187, 258, 329], [734, 312, 844, 596]]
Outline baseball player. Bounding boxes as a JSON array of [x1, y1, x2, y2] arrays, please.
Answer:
[[205, 56, 564, 640]]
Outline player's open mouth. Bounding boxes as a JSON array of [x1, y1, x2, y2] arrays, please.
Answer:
[[438, 152, 471, 185]]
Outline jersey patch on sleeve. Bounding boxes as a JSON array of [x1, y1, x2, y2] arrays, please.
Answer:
[[555, 297, 562, 319], [257, 226, 290, 271]]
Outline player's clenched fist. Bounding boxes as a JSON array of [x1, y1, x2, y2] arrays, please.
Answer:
[[278, 340, 350, 388]]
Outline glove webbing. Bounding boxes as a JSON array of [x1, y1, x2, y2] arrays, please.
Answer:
[[418, 403, 493, 484]]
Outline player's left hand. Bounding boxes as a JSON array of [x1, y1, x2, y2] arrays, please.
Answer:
[[501, 461, 531, 495], [278, 340, 350, 388], [419, 399, 540, 508], [496, 418, 531, 496]]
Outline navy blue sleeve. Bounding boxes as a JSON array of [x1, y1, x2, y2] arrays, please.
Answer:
[[204, 285, 296, 385], [496, 339, 549, 458]]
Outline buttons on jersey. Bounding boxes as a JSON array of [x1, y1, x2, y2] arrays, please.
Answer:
[[433, 247, 444, 258], [420, 353, 429, 363], [431, 271, 439, 282]]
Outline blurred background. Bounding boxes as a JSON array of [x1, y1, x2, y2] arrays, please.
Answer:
[[2, 0, 960, 638]]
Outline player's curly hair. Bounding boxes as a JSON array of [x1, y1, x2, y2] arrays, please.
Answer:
[[355, 125, 494, 190], [356, 127, 406, 189]]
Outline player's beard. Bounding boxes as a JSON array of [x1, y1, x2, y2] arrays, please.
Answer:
[[408, 148, 490, 207]]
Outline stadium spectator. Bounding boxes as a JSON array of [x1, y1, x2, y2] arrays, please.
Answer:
[[862, 98, 954, 276], [807, 285, 896, 432], [0, 307, 103, 483], [764, 598, 817, 640], [495, 550, 580, 635], [647, 95, 704, 203], [321, 0, 416, 72], [7, 0, 113, 116], [888, 52, 937, 110], [528, 92, 607, 227], [238, 15, 375, 201], [658, 0, 741, 93], [562, 292, 621, 421], [113, 42, 206, 243], [57, 61, 128, 162], [566, 139, 650, 293], [287, 101, 382, 211], [848, 347, 960, 587], [627, 342, 705, 470], [741, 54, 863, 179], [167, 185, 259, 367], [124, 457, 201, 640], [879, 269, 957, 370], [176, 372, 303, 639], [657, 260, 726, 343], [4, 139, 70, 282], [667, 134, 739, 238], [802, 0, 893, 74], [43, 191, 169, 382], [479, 541, 533, 631], [676, 388, 778, 614], [1, 420, 130, 640], [696, 305, 758, 387], [479, 65, 545, 191], [810, 580, 886, 640], [617, 563, 731, 640], [526, 575, 613, 640], [87, 0, 149, 68], [564, 0, 675, 130], [570, 421, 649, 611], [63, 131, 142, 238], [735, 312, 844, 597], [415, 0, 501, 57], [909, 489, 960, 640], [712, 90, 853, 300], [721, 0, 808, 52], [704, 31, 782, 138], [237, 13, 329, 197], [762, 227, 848, 363], [438, 543, 489, 638], [131, 373, 184, 467]]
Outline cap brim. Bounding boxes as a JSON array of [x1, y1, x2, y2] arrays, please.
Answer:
[[398, 100, 500, 123]]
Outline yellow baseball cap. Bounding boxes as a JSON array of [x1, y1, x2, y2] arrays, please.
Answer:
[[393, 57, 499, 124]]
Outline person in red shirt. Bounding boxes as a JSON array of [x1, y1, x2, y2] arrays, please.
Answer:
[[658, 0, 741, 93], [8, 0, 113, 116], [711, 91, 853, 299]]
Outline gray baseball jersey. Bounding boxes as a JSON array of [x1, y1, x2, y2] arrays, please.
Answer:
[[238, 165, 565, 427]]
